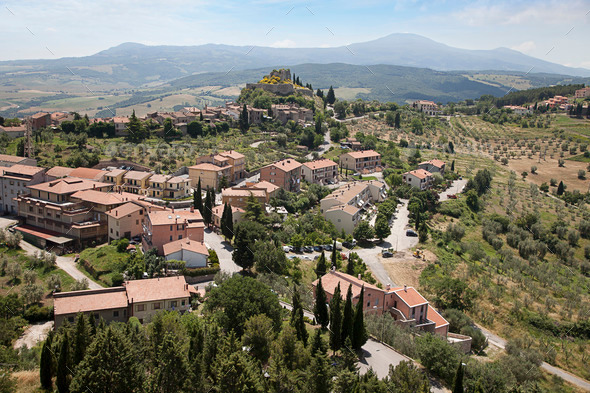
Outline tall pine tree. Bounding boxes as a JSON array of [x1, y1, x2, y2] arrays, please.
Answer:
[[351, 285, 368, 350], [331, 240, 338, 269], [327, 86, 336, 105], [316, 251, 327, 278], [341, 284, 354, 345], [557, 181, 565, 195], [314, 278, 329, 329], [73, 314, 87, 366], [40, 335, 53, 390], [290, 287, 308, 345], [329, 283, 342, 352], [221, 203, 233, 240], [452, 362, 464, 393], [56, 333, 70, 393], [203, 187, 213, 226], [239, 104, 249, 132], [194, 178, 203, 213]]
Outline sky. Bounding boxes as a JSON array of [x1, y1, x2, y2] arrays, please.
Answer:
[[1, 0, 589, 68]]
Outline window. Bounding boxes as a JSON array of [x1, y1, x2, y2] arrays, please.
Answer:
[[178, 235, 182, 240], [110, 228, 113, 234], [136, 220, 139, 225], [113, 311, 119, 317], [153, 302, 161, 310], [367, 301, 370, 307], [170, 225, 173, 231], [136, 304, 145, 312], [181, 300, 186, 306], [169, 236, 173, 241], [170, 301, 177, 308], [393, 301, 397, 309]]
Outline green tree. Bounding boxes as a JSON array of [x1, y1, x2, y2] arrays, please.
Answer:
[[125, 110, 149, 143], [311, 328, 327, 356], [253, 241, 288, 275], [415, 333, 461, 385], [40, 335, 53, 390], [394, 112, 401, 129], [314, 277, 330, 329], [148, 332, 189, 393], [334, 101, 347, 120], [194, 179, 203, 213], [410, 118, 423, 134], [386, 360, 430, 393], [221, 203, 233, 240], [310, 353, 332, 393], [290, 288, 308, 345], [56, 334, 70, 393], [204, 275, 281, 336], [557, 181, 565, 195], [232, 221, 266, 270], [187, 121, 203, 137], [69, 327, 141, 393], [244, 193, 267, 225], [352, 286, 368, 350], [242, 314, 274, 364], [203, 188, 213, 226], [331, 240, 338, 269], [465, 189, 480, 211], [73, 314, 87, 366], [451, 160, 455, 171], [341, 284, 354, 345], [316, 251, 327, 278], [374, 215, 391, 241], [239, 104, 250, 132], [329, 283, 343, 352], [452, 362, 464, 393], [326, 86, 336, 105], [353, 220, 375, 242]]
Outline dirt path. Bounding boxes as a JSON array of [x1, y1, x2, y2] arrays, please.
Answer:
[[14, 321, 53, 349]]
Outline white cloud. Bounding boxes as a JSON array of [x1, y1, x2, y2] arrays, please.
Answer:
[[270, 39, 297, 48], [511, 41, 536, 54]]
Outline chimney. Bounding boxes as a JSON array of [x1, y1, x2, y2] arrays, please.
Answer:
[[386, 284, 391, 291], [358, 274, 361, 280], [171, 208, 175, 213], [404, 285, 407, 292], [190, 205, 194, 213]]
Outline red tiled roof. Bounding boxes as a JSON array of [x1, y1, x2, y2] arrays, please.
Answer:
[[70, 190, 142, 206], [28, 178, 110, 195], [404, 169, 432, 180], [303, 159, 338, 170], [427, 304, 449, 328], [343, 150, 380, 159], [54, 288, 128, 315], [419, 159, 445, 169], [147, 209, 203, 226], [263, 159, 302, 173], [106, 202, 144, 218], [163, 239, 208, 256], [0, 164, 44, 177], [189, 163, 228, 172], [313, 270, 381, 299], [0, 154, 28, 163], [390, 286, 428, 307], [46, 166, 75, 178], [69, 167, 105, 181], [125, 276, 191, 303]]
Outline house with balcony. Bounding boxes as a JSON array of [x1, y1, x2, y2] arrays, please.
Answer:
[[141, 207, 205, 255], [0, 165, 46, 215], [418, 159, 446, 176], [412, 100, 442, 116], [402, 169, 433, 190], [313, 270, 449, 337], [104, 168, 128, 187], [259, 159, 302, 192], [339, 150, 381, 173], [301, 159, 338, 185], [212, 204, 245, 229], [188, 163, 232, 191], [123, 171, 152, 195]]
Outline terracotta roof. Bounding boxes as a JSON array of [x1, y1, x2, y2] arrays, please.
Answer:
[[219, 150, 245, 160], [343, 150, 381, 159], [31, 112, 50, 119], [0, 164, 44, 177], [163, 239, 208, 256], [28, 178, 111, 195], [147, 209, 203, 226], [0, 154, 28, 163], [54, 287, 128, 315], [263, 159, 302, 173], [303, 159, 338, 170], [113, 116, 130, 123], [106, 202, 144, 218], [69, 167, 105, 181], [0, 125, 26, 132], [390, 286, 428, 307], [167, 176, 189, 184], [70, 190, 142, 205], [123, 171, 152, 181], [326, 204, 359, 215], [189, 163, 228, 172], [105, 169, 127, 178], [149, 174, 169, 183], [427, 304, 449, 328], [125, 276, 191, 303], [419, 159, 445, 169], [212, 204, 244, 217], [213, 155, 229, 162], [221, 188, 266, 198], [404, 169, 432, 180], [252, 180, 279, 194], [46, 166, 75, 178], [313, 270, 381, 299], [322, 182, 369, 205]]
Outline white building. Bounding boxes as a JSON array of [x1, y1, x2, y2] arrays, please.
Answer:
[[402, 169, 433, 190], [163, 238, 209, 268], [412, 100, 442, 116], [0, 165, 46, 214]]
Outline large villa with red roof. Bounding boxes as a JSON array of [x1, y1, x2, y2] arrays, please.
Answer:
[[313, 270, 449, 337]]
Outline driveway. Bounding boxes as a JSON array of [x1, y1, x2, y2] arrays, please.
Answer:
[[306, 131, 333, 160], [439, 179, 468, 202], [203, 228, 241, 274], [14, 321, 53, 349]]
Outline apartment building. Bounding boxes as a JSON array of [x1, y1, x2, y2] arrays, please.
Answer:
[[0, 125, 26, 139], [0, 154, 37, 168], [339, 150, 382, 173], [147, 175, 191, 200], [54, 276, 194, 327], [194, 150, 246, 184], [301, 159, 338, 185], [15, 178, 112, 249], [418, 159, 446, 176], [123, 171, 152, 194], [0, 165, 46, 215], [320, 181, 387, 234], [103, 169, 128, 186], [575, 87, 590, 99], [31, 112, 51, 131], [221, 188, 267, 209], [188, 163, 232, 191], [142, 207, 205, 255], [105, 200, 164, 241], [259, 159, 302, 192], [212, 204, 245, 228], [402, 169, 433, 190], [313, 270, 449, 337], [270, 104, 313, 125], [412, 100, 442, 116]]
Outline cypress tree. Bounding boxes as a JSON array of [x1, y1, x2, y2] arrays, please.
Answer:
[[88, 313, 96, 337], [221, 203, 233, 240], [73, 314, 87, 366], [394, 112, 401, 129], [452, 362, 464, 393], [239, 104, 249, 132], [346, 257, 355, 275], [291, 288, 308, 345], [203, 188, 212, 225], [351, 286, 368, 350], [327, 86, 336, 105], [331, 240, 338, 269], [56, 334, 70, 393], [311, 328, 326, 356], [314, 278, 329, 329], [557, 181, 565, 195], [40, 336, 53, 390], [195, 178, 203, 213], [341, 284, 354, 345], [316, 251, 327, 278], [451, 160, 455, 172], [329, 283, 342, 352]]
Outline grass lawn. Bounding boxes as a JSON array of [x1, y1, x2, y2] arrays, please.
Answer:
[[352, 175, 378, 181], [77, 244, 130, 286]]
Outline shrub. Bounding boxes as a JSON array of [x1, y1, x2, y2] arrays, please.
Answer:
[[23, 305, 53, 323], [416, 333, 462, 385], [460, 325, 488, 353], [442, 309, 472, 333], [111, 273, 124, 286], [116, 238, 130, 253]]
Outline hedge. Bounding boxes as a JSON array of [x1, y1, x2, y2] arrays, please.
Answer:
[[181, 266, 220, 277]]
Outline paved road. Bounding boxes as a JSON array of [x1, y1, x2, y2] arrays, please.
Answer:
[[438, 179, 468, 202], [306, 130, 333, 160], [478, 324, 590, 391], [203, 228, 241, 274], [279, 301, 315, 320]]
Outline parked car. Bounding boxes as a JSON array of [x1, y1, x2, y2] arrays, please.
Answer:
[[382, 250, 394, 258], [282, 246, 291, 252], [406, 229, 418, 237], [313, 245, 323, 252], [343, 240, 357, 249], [447, 194, 457, 199], [303, 246, 313, 253], [324, 244, 333, 251]]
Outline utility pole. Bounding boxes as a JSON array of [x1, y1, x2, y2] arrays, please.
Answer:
[[24, 117, 34, 158]]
